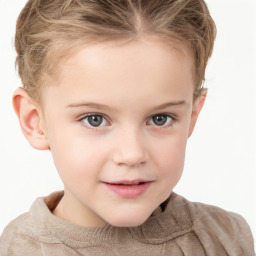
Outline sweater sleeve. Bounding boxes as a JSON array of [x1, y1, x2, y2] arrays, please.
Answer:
[[0, 213, 42, 256]]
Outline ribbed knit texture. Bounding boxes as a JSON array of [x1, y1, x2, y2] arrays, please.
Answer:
[[0, 191, 254, 255]]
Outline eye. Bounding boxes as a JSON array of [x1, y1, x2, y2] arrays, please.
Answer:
[[148, 114, 173, 127], [82, 114, 107, 127]]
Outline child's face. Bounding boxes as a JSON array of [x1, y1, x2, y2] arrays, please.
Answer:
[[23, 38, 204, 227]]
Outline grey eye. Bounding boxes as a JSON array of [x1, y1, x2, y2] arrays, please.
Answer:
[[82, 115, 107, 127], [149, 115, 172, 126]]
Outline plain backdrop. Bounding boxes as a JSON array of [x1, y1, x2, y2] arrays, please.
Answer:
[[0, 0, 255, 242]]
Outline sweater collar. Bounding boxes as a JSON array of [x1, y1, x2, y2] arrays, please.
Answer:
[[29, 191, 193, 246]]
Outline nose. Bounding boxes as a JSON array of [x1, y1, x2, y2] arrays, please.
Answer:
[[112, 128, 149, 167]]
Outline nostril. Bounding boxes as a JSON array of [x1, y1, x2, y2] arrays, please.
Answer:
[[112, 151, 148, 167]]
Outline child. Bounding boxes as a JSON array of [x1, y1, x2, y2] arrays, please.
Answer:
[[0, 0, 254, 255]]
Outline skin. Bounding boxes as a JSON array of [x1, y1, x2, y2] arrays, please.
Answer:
[[13, 38, 206, 228]]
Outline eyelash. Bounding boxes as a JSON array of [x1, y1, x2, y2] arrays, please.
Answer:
[[79, 113, 109, 129], [147, 114, 176, 128], [79, 113, 176, 129]]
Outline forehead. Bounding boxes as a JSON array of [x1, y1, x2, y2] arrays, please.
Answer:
[[41, 38, 194, 108]]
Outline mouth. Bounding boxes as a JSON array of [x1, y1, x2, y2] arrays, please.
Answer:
[[102, 180, 153, 198], [105, 180, 150, 186]]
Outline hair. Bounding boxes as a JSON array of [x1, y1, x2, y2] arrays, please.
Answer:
[[15, 0, 216, 101]]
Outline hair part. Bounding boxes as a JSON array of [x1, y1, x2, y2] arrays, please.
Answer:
[[15, 0, 216, 101]]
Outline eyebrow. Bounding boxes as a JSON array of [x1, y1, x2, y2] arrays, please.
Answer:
[[66, 102, 112, 111], [153, 100, 186, 110], [66, 100, 186, 111]]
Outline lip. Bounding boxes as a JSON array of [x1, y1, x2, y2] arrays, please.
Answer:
[[103, 180, 153, 198]]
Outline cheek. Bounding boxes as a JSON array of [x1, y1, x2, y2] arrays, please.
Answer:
[[155, 134, 187, 180], [49, 132, 106, 184]]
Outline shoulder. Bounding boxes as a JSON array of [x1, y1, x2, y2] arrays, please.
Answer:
[[192, 200, 252, 235], [0, 192, 64, 255], [186, 198, 255, 254], [0, 212, 42, 255]]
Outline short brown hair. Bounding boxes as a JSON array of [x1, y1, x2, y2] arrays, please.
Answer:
[[15, 0, 216, 101]]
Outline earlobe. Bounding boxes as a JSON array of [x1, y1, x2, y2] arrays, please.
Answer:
[[13, 88, 50, 150], [188, 89, 207, 138]]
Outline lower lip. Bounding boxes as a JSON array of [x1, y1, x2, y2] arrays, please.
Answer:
[[103, 182, 152, 198]]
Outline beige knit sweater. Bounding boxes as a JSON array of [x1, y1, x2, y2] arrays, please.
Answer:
[[0, 191, 254, 255]]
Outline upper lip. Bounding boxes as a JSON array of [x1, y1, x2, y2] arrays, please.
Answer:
[[103, 179, 153, 185]]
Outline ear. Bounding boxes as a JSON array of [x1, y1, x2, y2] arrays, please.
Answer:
[[188, 89, 207, 138], [13, 87, 50, 150]]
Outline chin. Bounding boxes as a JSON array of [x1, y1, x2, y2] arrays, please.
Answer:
[[107, 212, 151, 228]]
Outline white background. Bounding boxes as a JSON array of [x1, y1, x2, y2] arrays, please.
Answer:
[[0, 0, 255, 242]]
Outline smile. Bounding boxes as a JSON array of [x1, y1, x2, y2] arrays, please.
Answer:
[[103, 180, 153, 198]]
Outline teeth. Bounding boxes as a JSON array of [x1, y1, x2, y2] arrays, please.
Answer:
[[125, 182, 143, 185], [117, 183, 140, 185], [109, 181, 146, 185]]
